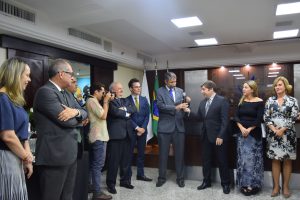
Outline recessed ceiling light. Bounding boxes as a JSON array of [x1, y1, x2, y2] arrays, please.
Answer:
[[171, 16, 202, 28], [236, 77, 245, 80], [276, 2, 300, 15], [195, 38, 218, 46], [273, 29, 299, 39]]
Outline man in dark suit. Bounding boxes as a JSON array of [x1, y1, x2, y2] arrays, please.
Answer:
[[33, 59, 88, 200], [196, 80, 231, 194], [156, 72, 190, 188], [66, 77, 89, 159], [126, 78, 152, 182], [106, 82, 136, 194]]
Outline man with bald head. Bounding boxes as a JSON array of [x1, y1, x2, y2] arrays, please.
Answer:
[[34, 59, 88, 200], [106, 82, 136, 194]]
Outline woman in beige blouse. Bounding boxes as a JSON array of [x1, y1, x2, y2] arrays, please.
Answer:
[[86, 83, 114, 200]]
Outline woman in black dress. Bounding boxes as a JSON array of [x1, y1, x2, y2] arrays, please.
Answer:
[[235, 80, 264, 196]]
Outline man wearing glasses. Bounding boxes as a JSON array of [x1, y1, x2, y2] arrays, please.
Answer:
[[34, 59, 88, 200], [156, 72, 190, 188]]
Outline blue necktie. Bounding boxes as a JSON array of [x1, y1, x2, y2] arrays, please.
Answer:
[[169, 88, 174, 101]]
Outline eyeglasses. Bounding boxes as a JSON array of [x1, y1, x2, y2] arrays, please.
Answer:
[[63, 71, 74, 77]]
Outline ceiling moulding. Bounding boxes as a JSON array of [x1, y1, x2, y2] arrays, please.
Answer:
[[0, 17, 142, 67], [185, 36, 300, 49]]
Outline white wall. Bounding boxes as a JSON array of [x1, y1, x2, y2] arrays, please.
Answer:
[[114, 65, 143, 97], [0, 7, 142, 68], [0, 48, 7, 65]]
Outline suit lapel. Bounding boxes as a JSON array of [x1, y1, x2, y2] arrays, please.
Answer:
[[164, 87, 174, 102], [174, 87, 182, 103], [48, 81, 67, 105], [206, 95, 217, 116], [130, 96, 139, 112]]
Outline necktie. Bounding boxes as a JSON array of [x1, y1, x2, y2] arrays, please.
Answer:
[[169, 88, 174, 101], [134, 96, 139, 111], [61, 90, 69, 106], [205, 98, 211, 115]]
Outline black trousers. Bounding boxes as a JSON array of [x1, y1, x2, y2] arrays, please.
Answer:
[[202, 133, 230, 186], [38, 160, 77, 200], [106, 136, 131, 187]]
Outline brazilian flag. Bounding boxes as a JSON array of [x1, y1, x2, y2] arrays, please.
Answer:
[[152, 74, 159, 136]]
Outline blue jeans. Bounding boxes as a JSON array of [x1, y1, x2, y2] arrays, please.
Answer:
[[89, 140, 107, 194]]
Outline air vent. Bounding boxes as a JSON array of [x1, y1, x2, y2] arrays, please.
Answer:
[[276, 21, 293, 27], [68, 28, 102, 45], [189, 31, 204, 36], [0, 0, 35, 23], [103, 40, 112, 52], [137, 52, 153, 63]]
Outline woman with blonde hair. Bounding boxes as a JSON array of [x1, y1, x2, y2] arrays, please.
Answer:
[[235, 80, 264, 196], [0, 57, 33, 200], [264, 76, 299, 198]]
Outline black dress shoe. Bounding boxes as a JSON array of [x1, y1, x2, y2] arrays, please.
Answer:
[[156, 180, 166, 187], [137, 175, 152, 182], [107, 186, 117, 194], [120, 182, 134, 189], [176, 179, 185, 188], [222, 185, 230, 194], [197, 181, 211, 190]]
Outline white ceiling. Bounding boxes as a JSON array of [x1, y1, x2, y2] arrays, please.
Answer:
[[3, 0, 300, 68]]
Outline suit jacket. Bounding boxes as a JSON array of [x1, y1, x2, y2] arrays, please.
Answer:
[[156, 86, 186, 133], [33, 81, 88, 166], [197, 94, 229, 143], [107, 98, 136, 140], [126, 95, 150, 133]]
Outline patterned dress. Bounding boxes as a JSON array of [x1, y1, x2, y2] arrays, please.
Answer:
[[264, 95, 299, 160], [235, 101, 264, 189]]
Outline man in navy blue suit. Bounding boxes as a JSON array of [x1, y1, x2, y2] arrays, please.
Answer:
[[126, 78, 152, 182]]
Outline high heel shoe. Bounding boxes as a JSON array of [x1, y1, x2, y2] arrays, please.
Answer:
[[282, 188, 291, 198], [283, 193, 291, 198], [271, 188, 280, 197]]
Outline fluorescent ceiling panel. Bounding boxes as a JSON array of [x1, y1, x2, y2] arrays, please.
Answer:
[[273, 29, 299, 39], [276, 2, 300, 15], [171, 16, 202, 28], [195, 38, 218, 46]]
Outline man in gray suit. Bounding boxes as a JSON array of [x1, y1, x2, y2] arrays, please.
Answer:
[[196, 80, 231, 194], [34, 59, 88, 200], [156, 72, 190, 188]]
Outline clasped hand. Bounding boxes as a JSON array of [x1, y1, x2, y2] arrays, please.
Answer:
[[274, 127, 285, 137], [176, 103, 189, 111]]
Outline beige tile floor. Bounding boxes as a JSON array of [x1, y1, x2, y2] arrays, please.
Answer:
[[88, 167, 300, 200]]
